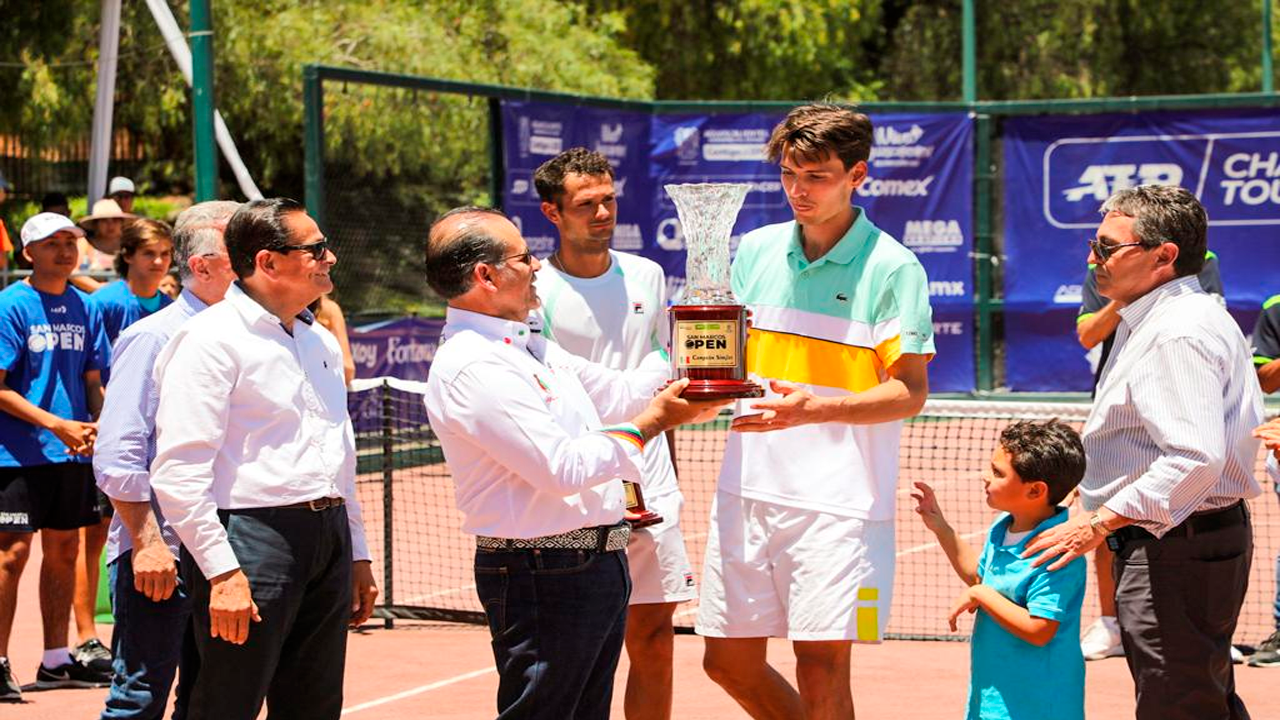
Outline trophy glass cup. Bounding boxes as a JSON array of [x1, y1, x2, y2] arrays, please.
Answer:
[[665, 183, 765, 401]]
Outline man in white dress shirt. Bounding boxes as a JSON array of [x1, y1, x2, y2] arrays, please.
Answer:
[[422, 207, 725, 720], [533, 147, 695, 720], [149, 198, 378, 720], [1026, 185, 1262, 720]]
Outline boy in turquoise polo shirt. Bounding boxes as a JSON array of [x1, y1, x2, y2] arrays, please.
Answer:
[[913, 419, 1087, 720]]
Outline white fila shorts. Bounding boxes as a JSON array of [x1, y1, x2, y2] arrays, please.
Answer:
[[627, 490, 697, 605], [695, 492, 895, 642]]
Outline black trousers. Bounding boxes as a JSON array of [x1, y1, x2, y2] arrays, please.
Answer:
[[1112, 510, 1252, 720], [180, 505, 353, 720]]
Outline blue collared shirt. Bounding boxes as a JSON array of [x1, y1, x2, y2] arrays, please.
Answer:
[[94, 288, 208, 564], [968, 508, 1086, 720]]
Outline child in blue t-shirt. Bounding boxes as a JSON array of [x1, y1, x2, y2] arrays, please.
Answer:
[[913, 419, 1087, 720]]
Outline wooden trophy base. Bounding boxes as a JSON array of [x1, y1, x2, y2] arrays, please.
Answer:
[[680, 379, 764, 400], [624, 481, 663, 529], [669, 304, 763, 400]]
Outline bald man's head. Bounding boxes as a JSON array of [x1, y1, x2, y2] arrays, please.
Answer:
[[424, 206, 512, 299]]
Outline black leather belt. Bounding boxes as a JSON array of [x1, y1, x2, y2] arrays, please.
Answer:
[[277, 497, 346, 512], [1108, 501, 1247, 549], [476, 522, 630, 553]]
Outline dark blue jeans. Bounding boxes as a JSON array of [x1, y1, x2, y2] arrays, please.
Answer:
[[475, 546, 631, 720], [101, 550, 195, 720]]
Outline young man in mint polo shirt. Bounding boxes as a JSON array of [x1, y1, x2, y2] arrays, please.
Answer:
[[913, 420, 1087, 720], [696, 104, 933, 720]]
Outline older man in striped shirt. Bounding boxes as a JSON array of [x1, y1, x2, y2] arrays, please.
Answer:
[[1026, 185, 1263, 720]]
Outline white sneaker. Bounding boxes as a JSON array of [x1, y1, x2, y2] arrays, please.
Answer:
[[1230, 645, 1245, 664], [1081, 616, 1124, 660]]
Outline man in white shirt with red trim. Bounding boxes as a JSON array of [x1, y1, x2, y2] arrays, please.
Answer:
[[423, 206, 724, 719], [150, 198, 378, 720], [533, 148, 695, 720]]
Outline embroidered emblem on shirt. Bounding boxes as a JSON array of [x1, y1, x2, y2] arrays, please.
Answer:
[[836, 293, 849, 302], [632, 301, 645, 314]]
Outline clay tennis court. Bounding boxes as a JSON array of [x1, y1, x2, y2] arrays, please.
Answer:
[[7, 402, 1280, 718]]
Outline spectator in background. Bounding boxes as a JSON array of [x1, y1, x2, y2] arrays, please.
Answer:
[[1247, 294, 1280, 669], [41, 192, 71, 218], [0, 172, 12, 272], [0, 213, 112, 702], [1074, 247, 1225, 662], [310, 293, 356, 386], [69, 219, 175, 676], [94, 200, 240, 720], [157, 274, 181, 300], [107, 177, 136, 215], [92, 219, 175, 347], [74, 199, 135, 293]]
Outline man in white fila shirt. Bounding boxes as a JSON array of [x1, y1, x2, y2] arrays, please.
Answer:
[[533, 148, 695, 720]]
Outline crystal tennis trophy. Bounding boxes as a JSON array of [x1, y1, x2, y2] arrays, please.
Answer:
[[665, 183, 764, 400]]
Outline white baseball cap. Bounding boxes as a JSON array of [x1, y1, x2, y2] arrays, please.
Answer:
[[20, 212, 85, 247], [108, 176, 136, 195]]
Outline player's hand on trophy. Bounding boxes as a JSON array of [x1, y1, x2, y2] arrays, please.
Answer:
[[634, 378, 730, 438], [731, 380, 825, 432]]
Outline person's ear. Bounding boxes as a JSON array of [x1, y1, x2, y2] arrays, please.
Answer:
[[847, 161, 868, 191], [540, 201, 561, 225], [1155, 242, 1180, 270], [1026, 480, 1047, 501], [254, 249, 277, 278]]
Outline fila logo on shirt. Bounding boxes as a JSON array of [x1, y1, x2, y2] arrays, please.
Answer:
[[632, 301, 645, 315]]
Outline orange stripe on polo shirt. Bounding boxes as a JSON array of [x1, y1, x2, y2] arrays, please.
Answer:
[[745, 328, 885, 393]]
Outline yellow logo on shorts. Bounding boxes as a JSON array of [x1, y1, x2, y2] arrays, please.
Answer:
[[856, 587, 879, 642]]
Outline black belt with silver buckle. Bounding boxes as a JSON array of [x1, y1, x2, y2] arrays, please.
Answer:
[[278, 497, 346, 512], [476, 522, 630, 553], [1108, 501, 1247, 550]]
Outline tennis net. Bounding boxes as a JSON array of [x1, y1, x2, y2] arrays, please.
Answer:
[[348, 378, 1279, 644]]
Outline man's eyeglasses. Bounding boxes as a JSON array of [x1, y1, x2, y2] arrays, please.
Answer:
[[1087, 238, 1146, 263], [269, 239, 330, 260], [496, 250, 533, 266]]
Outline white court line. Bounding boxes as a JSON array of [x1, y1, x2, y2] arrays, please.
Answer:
[[341, 667, 494, 715]]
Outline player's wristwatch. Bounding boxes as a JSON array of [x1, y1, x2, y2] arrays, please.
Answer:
[[1089, 513, 1113, 536]]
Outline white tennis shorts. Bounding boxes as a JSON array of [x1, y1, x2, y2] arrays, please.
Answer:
[[695, 492, 895, 642], [627, 490, 697, 605]]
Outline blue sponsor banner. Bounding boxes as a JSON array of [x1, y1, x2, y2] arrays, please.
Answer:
[[502, 102, 975, 391], [350, 316, 444, 382], [1004, 108, 1280, 391]]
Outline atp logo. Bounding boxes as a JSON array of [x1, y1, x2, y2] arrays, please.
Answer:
[[1062, 164, 1183, 203]]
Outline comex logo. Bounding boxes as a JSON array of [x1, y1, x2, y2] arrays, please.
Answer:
[[1062, 164, 1182, 203], [1054, 284, 1083, 304]]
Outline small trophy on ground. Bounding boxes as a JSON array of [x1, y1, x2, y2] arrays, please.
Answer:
[[664, 183, 764, 400]]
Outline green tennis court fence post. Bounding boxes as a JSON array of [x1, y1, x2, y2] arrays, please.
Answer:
[[94, 547, 112, 624], [381, 379, 395, 629], [973, 113, 996, 392], [488, 97, 504, 208], [303, 65, 326, 231]]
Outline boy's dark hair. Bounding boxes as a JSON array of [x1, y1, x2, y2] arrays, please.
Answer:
[[533, 147, 614, 206], [114, 218, 173, 278], [224, 197, 305, 279], [765, 103, 874, 171], [999, 419, 1086, 506]]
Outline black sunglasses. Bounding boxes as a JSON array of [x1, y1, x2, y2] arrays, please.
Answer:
[[269, 239, 330, 260], [496, 250, 533, 266], [1087, 238, 1146, 263]]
